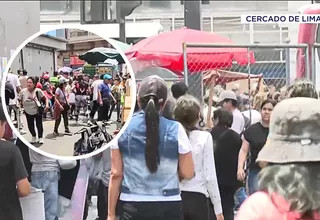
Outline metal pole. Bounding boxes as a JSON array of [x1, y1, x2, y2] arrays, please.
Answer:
[[182, 42, 188, 86], [306, 46, 311, 80], [311, 45, 316, 85], [184, 0, 201, 30], [285, 47, 291, 86], [247, 48, 252, 124], [119, 19, 126, 43]]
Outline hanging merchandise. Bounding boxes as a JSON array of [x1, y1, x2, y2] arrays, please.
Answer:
[[1, 57, 7, 73]]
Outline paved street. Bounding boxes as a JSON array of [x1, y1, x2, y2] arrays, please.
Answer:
[[19, 112, 118, 157], [87, 196, 98, 220]]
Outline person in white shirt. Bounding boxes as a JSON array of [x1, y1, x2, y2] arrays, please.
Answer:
[[7, 72, 26, 134], [89, 74, 103, 122], [173, 94, 224, 220], [241, 98, 262, 125], [217, 90, 245, 134]]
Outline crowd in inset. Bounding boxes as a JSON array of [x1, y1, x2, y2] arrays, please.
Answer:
[[4, 69, 130, 144]]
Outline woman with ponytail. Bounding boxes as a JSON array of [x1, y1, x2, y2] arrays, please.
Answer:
[[108, 75, 194, 220]]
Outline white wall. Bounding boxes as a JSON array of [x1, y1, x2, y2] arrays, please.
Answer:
[[22, 47, 55, 76], [0, 2, 40, 73]]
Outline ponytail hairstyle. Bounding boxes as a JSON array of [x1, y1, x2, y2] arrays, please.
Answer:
[[140, 95, 160, 173]]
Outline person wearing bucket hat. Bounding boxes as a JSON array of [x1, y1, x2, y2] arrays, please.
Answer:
[[287, 78, 318, 99], [108, 75, 194, 220], [237, 97, 320, 219]]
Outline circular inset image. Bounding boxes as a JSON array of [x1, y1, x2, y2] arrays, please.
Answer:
[[1, 26, 136, 160]]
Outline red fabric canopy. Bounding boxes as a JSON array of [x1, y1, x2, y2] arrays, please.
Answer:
[[125, 28, 255, 73]]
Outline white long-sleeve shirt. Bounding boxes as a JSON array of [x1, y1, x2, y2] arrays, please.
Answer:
[[180, 130, 223, 215]]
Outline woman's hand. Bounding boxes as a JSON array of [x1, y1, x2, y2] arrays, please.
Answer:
[[216, 213, 224, 220], [237, 168, 246, 181], [59, 105, 64, 111]]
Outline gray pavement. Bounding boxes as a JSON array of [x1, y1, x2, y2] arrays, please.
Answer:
[[20, 112, 118, 157], [87, 196, 98, 220]]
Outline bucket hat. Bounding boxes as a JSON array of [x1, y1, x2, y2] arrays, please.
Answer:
[[257, 97, 320, 163]]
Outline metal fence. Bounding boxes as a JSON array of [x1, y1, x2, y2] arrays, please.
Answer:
[[182, 43, 312, 103]]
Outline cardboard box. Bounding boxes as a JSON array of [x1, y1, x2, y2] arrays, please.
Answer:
[[122, 95, 132, 123]]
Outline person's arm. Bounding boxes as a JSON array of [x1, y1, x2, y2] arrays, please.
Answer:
[[38, 89, 49, 109], [98, 84, 103, 104], [108, 143, 123, 219], [15, 75, 21, 93], [12, 145, 31, 197], [203, 133, 223, 218], [177, 123, 194, 180], [110, 93, 116, 102], [237, 136, 250, 181]]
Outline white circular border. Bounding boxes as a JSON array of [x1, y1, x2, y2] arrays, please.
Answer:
[[1, 24, 137, 161]]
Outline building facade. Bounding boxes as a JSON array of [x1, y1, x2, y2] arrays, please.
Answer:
[[56, 29, 110, 68], [0, 2, 40, 74], [14, 35, 67, 76]]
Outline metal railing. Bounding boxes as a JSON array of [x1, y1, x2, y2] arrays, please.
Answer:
[[182, 43, 311, 103]]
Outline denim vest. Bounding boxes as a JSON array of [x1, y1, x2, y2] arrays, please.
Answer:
[[118, 111, 180, 197]]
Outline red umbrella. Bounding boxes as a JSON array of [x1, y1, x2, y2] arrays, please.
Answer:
[[125, 27, 255, 73]]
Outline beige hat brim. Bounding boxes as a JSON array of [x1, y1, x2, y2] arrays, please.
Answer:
[[257, 138, 320, 163]]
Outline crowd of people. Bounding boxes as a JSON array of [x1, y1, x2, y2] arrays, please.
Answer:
[[4, 69, 130, 144], [106, 76, 320, 220], [1, 73, 320, 220]]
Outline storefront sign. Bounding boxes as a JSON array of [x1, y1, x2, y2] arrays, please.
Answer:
[[70, 56, 85, 65]]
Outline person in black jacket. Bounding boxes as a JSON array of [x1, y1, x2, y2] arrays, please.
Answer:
[[5, 80, 15, 106], [211, 108, 242, 220]]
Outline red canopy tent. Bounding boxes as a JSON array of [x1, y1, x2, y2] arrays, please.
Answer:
[[125, 27, 255, 73]]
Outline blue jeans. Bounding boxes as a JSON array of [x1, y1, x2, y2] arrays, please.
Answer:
[[234, 187, 247, 210], [31, 171, 59, 220], [248, 168, 261, 195]]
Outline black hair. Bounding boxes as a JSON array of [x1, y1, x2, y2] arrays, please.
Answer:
[[259, 163, 320, 218], [213, 108, 233, 128], [223, 98, 238, 108], [34, 76, 39, 83], [260, 99, 277, 110], [0, 103, 7, 122], [134, 100, 140, 112], [27, 77, 36, 89], [53, 71, 58, 77], [100, 74, 105, 80], [77, 75, 84, 81], [139, 95, 160, 173], [22, 70, 27, 76], [17, 69, 22, 75], [171, 82, 188, 99]]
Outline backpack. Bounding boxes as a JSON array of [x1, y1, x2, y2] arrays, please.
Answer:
[[242, 114, 251, 131]]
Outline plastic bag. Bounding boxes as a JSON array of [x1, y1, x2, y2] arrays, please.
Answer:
[[19, 187, 45, 220]]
